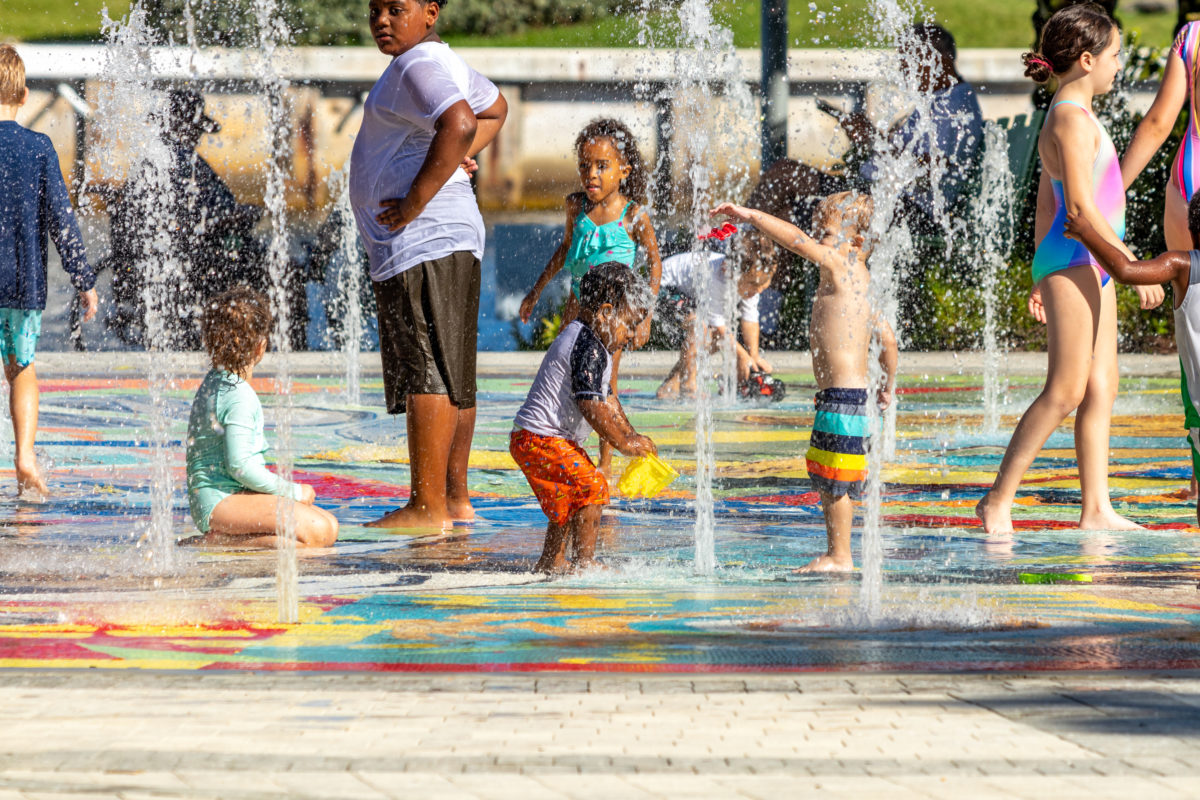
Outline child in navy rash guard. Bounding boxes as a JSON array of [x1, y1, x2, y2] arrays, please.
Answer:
[[0, 44, 97, 498]]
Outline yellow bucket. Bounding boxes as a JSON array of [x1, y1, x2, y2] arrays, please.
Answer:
[[618, 453, 678, 498]]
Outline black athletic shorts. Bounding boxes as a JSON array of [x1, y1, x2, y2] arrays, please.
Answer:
[[372, 251, 480, 415]]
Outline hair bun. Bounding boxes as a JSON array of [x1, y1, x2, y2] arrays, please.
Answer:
[[1022, 51, 1053, 83]]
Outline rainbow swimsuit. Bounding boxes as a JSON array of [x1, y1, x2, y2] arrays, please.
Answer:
[[1030, 100, 1125, 287], [805, 388, 869, 500], [1173, 22, 1200, 200]]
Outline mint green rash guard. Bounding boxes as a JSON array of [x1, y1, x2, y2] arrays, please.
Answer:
[[186, 369, 305, 533]]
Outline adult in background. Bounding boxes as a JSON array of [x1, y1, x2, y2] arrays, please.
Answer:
[[763, 22, 984, 235], [349, 0, 507, 529]]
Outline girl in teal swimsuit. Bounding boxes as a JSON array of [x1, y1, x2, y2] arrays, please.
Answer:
[[186, 287, 338, 548], [520, 119, 662, 473], [978, 4, 1155, 535]]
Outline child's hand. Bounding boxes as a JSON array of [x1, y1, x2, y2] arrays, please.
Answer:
[[1027, 287, 1046, 324], [519, 291, 539, 324], [1136, 284, 1165, 310], [877, 385, 893, 410], [752, 354, 773, 374], [297, 484, 316, 505], [376, 196, 420, 231], [623, 434, 657, 457], [710, 203, 752, 223], [78, 289, 99, 323], [460, 156, 479, 176], [630, 316, 652, 350], [1063, 211, 1093, 242]]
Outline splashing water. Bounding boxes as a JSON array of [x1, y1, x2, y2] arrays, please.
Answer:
[[649, 0, 756, 575], [244, 0, 300, 624], [328, 169, 365, 407], [857, 0, 967, 620], [92, 3, 182, 572], [977, 122, 1014, 433]]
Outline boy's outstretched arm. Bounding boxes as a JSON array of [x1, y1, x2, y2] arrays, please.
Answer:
[[710, 203, 834, 266], [1064, 211, 1189, 299], [377, 100, 477, 231], [579, 396, 656, 458]]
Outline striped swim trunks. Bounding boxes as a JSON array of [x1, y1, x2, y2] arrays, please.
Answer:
[[805, 387, 869, 499]]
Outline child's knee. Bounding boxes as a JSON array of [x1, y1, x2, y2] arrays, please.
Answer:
[[297, 510, 338, 547]]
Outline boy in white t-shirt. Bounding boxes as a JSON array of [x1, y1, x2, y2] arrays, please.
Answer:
[[655, 227, 780, 400], [511, 263, 657, 573], [1066, 198, 1200, 524], [350, 0, 507, 530]]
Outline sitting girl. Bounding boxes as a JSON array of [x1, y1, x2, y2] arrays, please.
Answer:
[[186, 286, 338, 547]]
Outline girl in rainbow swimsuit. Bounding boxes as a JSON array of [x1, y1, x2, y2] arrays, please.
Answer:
[[977, 3, 1162, 535]]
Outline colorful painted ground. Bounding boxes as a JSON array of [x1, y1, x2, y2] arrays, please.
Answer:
[[1, 363, 1198, 673]]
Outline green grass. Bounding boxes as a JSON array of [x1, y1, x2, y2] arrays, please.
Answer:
[[446, 0, 1178, 51], [0, 0, 1180, 50], [0, 0, 131, 42]]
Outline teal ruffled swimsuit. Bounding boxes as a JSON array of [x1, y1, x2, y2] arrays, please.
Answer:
[[564, 201, 638, 298]]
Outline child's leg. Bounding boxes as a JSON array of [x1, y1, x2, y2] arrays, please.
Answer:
[[535, 519, 572, 573], [207, 493, 339, 548], [794, 491, 854, 573], [568, 503, 604, 570], [5, 360, 47, 497], [1074, 279, 1141, 530], [445, 405, 476, 521], [369, 393, 458, 529], [976, 268, 1099, 534], [598, 350, 621, 475]]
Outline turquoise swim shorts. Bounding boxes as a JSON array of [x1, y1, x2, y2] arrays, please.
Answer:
[[0, 308, 42, 367]]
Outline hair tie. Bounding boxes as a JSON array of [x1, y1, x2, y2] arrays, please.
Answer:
[[1028, 55, 1053, 71]]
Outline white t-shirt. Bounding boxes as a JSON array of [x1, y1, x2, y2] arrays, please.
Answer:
[[513, 321, 612, 445], [660, 251, 761, 329], [349, 42, 500, 282]]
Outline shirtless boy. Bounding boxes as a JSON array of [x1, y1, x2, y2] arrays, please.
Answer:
[[711, 192, 897, 572]]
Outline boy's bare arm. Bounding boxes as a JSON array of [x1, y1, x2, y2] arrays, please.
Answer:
[[579, 396, 656, 457], [376, 100, 477, 231], [710, 203, 835, 267], [875, 315, 898, 409], [467, 92, 507, 158], [1064, 211, 1189, 295]]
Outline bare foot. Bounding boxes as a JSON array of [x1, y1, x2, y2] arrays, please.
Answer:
[[365, 504, 451, 531], [976, 492, 1013, 535], [16, 465, 48, 501], [447, 498, 476, 523], [1078, 508, 1144, 531], [793, 554, 853, 574], [656, 375, 681, 400], [535, 554, 570, 575]]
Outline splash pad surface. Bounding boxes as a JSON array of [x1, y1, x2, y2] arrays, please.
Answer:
[[2, 353, 1198, 673]]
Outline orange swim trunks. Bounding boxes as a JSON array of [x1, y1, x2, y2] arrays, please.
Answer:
[[510, 429, 609, 526]]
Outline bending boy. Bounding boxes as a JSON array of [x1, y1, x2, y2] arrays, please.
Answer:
[[511, 262, 657, 573], [713, 193, 897, 572]]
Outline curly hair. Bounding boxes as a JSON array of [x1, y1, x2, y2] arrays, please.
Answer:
[[575, 118, 650, 206], [579, 261, 651, 319], [1022, 2, 1118, 84], [1189, 192, 1200, 236], [201, 286, 272, 376]]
